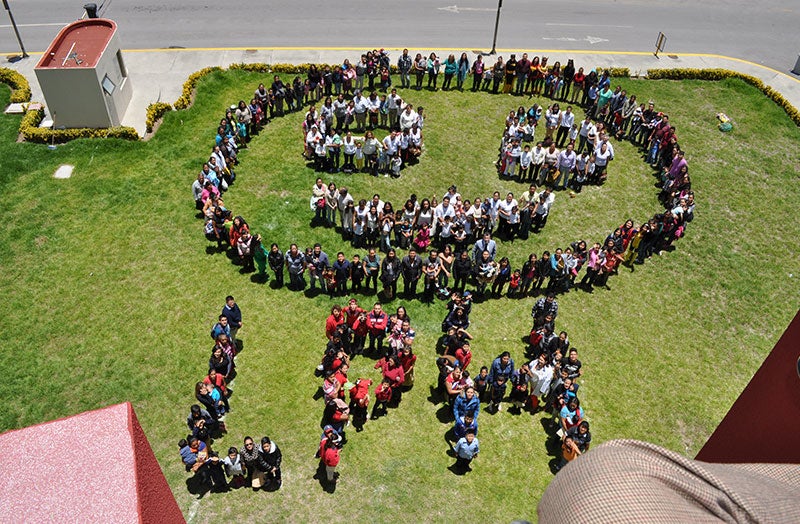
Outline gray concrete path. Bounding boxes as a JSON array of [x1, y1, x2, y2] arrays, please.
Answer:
[[4, 48, 800, 137]]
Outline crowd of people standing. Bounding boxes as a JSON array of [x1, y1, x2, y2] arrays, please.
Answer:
[[184, 48, 699, 487]]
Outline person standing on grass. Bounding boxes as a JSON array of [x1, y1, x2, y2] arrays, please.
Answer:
[[453, 429, 479, 472], [320, 428, 341, 483], [366, 302, 389, 355], [259, 436, 282, 489], [221, 295, 242, 347]]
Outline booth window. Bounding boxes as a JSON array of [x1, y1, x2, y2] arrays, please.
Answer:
[[102, 74, 116, 95], [116, 50, 127, 78]]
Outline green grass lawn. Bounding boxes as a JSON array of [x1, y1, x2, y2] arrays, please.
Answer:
[[0, 72, 798, 523]]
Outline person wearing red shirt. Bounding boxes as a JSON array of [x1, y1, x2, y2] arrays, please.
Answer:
[[371, 378, 393, 419], [398, 344, 417, 388], [333, 363, 349, 401], [344, 298, 364, 328], [348, 378, 372, 431], [455, 342, 473, 371], [365, 302, 389, 355], [203, 369, 231, 412], [320, 432, 341, 483], [325, 305, 346, 340], [375, 355, 405, 406], [351, 310, 369, 355]]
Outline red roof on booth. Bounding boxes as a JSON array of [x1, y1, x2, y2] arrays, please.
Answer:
[[36, 19, 117, 69], [0, 402, 185, 523], [697, 309, 800, 463]]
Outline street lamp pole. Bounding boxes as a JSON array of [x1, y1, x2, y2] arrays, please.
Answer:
[[2, 0, 29, 59], [490, 0, 503, 55]]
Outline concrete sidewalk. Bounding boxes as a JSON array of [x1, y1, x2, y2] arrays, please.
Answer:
[[5, 48, 800, 136]]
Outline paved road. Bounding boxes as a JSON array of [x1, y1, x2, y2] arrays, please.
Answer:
[[1, 0, 798, 73]]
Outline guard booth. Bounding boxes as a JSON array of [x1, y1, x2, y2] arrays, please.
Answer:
[[35, 18, 132, 128]]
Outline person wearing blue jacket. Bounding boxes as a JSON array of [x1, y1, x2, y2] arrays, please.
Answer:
[[453, 386, 481, 421]]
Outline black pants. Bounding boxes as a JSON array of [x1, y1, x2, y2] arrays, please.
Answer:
[[403, 276, 419, 297], [453, 273, 468, 292], [442, 73, 454, 90], [556, 126, 570, 147], [271, 267, 284, 286], [415, 71, 425, 89], [455, 456, 473, 469], [472, 73, 481, 91], [580, 267, 599, 287], [368, 331, 385, 352]]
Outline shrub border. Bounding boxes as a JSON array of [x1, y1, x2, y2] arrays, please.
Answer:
[[646, 68, 800, 126], [0, 67, 31, 103]]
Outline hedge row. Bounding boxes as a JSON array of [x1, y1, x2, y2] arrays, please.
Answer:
[[647, 68, 800, 126], [0, 67, 32, 103], [146, 102, 173, 134], [19, 106, 139, 143], [173, 66, 224, 110]]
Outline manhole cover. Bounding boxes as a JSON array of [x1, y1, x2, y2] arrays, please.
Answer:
[[54, 165, 74, 179]]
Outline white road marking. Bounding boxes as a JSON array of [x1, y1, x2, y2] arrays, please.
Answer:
[[546, 23, 632, 28], [0, 22, 68, 28], [438, 5, 495, 13], [541, 35, 610, 44]]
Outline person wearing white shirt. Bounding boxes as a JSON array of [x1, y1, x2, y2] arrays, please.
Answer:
[[337, 187, 355, 235], [434, 196, 456, 239], [332, 94, 348, 130], [496, 192, 518, 239], [596, 135, 615, 160], [353, 91, 369, 132], [399, 104, 418, 131], [366, 92, 381, 130], [573, 152, 592, 192], [532, 188, 554, 232], [503, 139, 522, 178], [531, 142, 546, 185], [387, 89, 401, 128], [578, 116, 596, 154], [342, 131, 357, 172], [593, 142, 612, 183], [519, 145, 533, 181], [487, 192, 502, 231], [545, 104, 561, 140], [542, 144, 560, 186], [556, 106, 575, 147], [557, 143, 577, 190]]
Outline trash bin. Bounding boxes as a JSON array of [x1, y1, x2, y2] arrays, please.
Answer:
[[793, 54, 800, 75], [84, 3, 98, 18]]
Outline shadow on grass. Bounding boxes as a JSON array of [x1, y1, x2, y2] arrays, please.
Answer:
[[448, 462, 470, 475], [427, 384, 443, 405], [436, 404, 453, 424], [185, 475, 212, 498], [312, 386, 324, 401], [312, 461, 337, 493], [250, 273, 269, 284]]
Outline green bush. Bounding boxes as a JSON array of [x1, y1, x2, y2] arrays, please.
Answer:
[[145, 102, 173, 133], [0, 67, 32, 103], [19, 106, 139, 143], [173, 66, 223, 110]]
